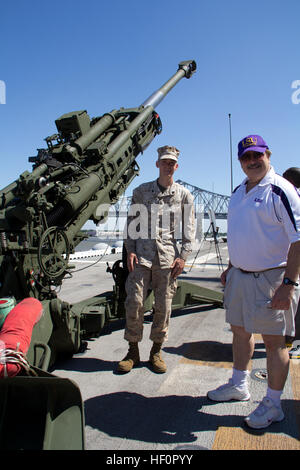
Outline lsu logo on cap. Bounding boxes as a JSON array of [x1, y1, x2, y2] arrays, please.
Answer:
[[242, 137, 258, 148]]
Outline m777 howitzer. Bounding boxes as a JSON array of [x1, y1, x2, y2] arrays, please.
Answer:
[[0, 60, 224, 450], [0, 59, 222, 377]]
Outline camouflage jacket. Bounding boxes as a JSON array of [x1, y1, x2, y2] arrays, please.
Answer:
[[124, 180, 195, 268]]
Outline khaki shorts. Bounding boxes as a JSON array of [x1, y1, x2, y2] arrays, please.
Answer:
[[224, 267, 300, 336]]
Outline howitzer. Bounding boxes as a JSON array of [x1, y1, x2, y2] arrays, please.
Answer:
[[0, 60, 225, 450], [0, 59, 222, 373]]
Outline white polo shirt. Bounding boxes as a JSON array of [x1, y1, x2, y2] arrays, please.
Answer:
[[227, 166, 300, 271]]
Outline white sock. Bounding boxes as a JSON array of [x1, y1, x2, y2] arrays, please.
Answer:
[[231, 368, 249, 389], [266, 387, 282, 406]]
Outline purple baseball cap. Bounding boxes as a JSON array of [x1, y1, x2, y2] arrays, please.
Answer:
[[238, 135, 269, 159]]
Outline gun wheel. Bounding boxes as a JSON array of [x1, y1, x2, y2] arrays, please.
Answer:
[[38, 226, 70, 279]]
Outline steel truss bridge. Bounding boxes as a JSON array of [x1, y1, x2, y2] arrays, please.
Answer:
[[176, 180, 230, 219], [110, 180, 230, 220]]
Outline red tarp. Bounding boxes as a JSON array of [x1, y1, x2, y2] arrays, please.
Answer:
[[0, 298, 43, 377]]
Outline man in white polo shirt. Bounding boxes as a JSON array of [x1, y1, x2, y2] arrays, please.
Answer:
[[207, 134, 300, 429]]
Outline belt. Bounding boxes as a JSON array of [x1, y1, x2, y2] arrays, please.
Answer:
[[239, 266, 286, 274]]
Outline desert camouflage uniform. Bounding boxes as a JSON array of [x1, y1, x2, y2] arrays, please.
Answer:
[[124, 180, 195, 343]]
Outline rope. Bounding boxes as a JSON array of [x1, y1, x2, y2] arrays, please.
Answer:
[[0, 346, 37, 377]]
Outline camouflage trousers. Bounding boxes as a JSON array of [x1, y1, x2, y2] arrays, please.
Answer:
[[124, 262, 177, 343]]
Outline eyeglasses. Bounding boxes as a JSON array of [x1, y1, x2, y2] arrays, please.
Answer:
[[239, 151, 265, 163]]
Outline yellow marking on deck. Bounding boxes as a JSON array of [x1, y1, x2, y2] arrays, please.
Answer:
[[180, 357, 233, 369], [212, 350, 300, 450], [290, 360, 300, 434], [182, 335, 300, 449], [179, 340, 233, 369], [179, 335, 264, 368], [212, 427, 300, 450], [179, 336, 263, 369]]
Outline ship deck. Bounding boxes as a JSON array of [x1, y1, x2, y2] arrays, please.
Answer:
[[53, 240, 300, 453]]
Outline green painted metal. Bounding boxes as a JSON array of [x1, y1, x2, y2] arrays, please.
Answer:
[[0, 368, 85, 450], [174, 280, 223, 309]]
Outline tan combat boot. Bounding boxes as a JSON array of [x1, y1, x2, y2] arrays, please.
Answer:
[[117, 342, 140, 373], [149, 342, 167, 373]]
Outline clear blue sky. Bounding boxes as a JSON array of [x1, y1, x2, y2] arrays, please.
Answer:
[[0, 0, 299, 203]]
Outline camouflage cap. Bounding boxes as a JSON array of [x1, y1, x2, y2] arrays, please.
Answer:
[[157, 145, 179, 162]]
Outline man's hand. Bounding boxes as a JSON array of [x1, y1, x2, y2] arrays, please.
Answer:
[[220, 264, 232, 286], [271, 240, 300, 309], [271, 284, 294, 310], [171, 258, 185, 279], [127, 252, 138, 272]]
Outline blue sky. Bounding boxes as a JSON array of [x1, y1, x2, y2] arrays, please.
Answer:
[[0, 0, 299, 207]]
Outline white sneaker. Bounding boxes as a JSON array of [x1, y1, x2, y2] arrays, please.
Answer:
[[207, 379, 250, 402], [289, 344, 300, 359], [244, 397, 285, 429]]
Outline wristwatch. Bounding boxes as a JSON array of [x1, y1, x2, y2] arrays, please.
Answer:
[[283, 277, 299, 287]]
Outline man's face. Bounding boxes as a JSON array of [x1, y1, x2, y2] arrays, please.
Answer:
[[156, 158, 178, 177], [239, 151, 270, 182]]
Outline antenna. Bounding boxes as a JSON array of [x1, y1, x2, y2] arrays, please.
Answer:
[[228, 113, 233, 193]]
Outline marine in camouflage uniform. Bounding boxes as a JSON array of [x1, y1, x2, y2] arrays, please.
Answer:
[[118, 145, 195, 373]]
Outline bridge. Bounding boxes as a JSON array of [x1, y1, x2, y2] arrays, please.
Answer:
[[176, 180, 230, 219], [110, 180, 230, 220]]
